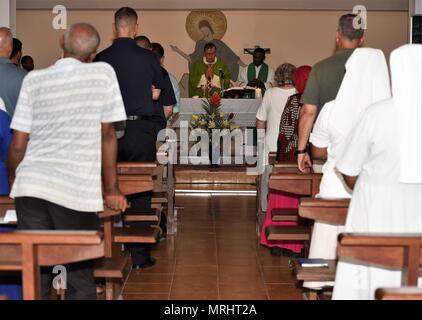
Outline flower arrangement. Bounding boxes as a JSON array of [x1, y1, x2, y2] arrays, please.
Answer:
[[190, 93, 238, 137]]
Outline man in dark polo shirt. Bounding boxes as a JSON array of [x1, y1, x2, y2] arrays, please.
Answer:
[[297, 14, 364, 172], [150, 42, 177, 127], [95, 7, 163, 269]]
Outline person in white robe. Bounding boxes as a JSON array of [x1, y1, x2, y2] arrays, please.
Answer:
[[332, 44, 422, 300], [304, 48, 392, 290]]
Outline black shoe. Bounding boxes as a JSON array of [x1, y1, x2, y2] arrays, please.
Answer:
[[270, 247, 283, 257], [133, 257, 156, 270]]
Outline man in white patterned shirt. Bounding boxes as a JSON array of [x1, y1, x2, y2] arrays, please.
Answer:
[[8, 23, 128, 300]]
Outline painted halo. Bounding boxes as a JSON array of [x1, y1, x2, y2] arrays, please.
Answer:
[[185, 10, 228, 41]]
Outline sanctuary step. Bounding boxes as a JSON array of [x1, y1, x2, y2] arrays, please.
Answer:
[[175, 165, 256, 191]]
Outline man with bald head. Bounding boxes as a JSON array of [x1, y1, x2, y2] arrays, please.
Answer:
[[95, 7, 163, 269], [8, 23, 127, 300], [0, 27, 27, 116]]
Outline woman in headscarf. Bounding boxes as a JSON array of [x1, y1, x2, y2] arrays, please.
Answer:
[[333, 44, 422, 300], [259, 66, 312, 257], [304, 48, 392, 290]]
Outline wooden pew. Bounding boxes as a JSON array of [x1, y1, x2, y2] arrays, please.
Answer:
[[0, 230, 104, 300], [94, 162, 159, 300], [265, 171, 322, 249], [337, 233, 422, 286], [289, 198, 350, 299], [375, 287, 422, 300]]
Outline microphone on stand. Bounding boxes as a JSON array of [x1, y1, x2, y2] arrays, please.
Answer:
[[219, 68, 225, 97], [219, 68, 225, 80]]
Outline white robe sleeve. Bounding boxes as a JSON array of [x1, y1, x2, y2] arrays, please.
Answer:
[[236, 66, 248, 86], [309, 101, 332, 148], [336, 110, 374, 177]]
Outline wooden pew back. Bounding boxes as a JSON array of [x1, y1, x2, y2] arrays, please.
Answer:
[[0, 231, 104, 300], [376, 287, 422, 300], [299, 198, 350, 225], [269, 173, 322, 197]]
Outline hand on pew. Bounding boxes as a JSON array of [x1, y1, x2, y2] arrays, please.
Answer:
[[297, 152, 312, 173], [104, 187, 128, 212]]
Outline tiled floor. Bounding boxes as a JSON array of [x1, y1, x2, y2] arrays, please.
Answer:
[[122, 194, 304, 300]]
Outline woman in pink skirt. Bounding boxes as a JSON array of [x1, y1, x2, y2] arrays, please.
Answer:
[[260, 66, 312, 257]]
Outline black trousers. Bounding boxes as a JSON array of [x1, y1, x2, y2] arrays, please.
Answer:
[[117, 119, 164, 265], [15, 197, 99, 300]]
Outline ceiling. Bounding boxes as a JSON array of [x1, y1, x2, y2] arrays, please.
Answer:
[[16, 0, 409, 11]]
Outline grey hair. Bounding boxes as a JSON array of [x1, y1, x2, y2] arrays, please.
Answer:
[[63, 23, 100, 60], [338, 14, 365, 41], [274, 63, 296, 86]]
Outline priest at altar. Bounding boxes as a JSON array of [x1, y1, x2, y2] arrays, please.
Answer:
[[189, 42, 231, 97]]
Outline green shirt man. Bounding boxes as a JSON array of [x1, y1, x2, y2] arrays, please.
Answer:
[[301, 48, 355, 115], [189, 42, 231, 98]]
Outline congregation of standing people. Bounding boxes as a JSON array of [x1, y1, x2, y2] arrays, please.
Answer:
[[0, 7, 421, 300]]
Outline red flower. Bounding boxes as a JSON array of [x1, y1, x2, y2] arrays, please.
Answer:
[[209, 92, 221, 107]]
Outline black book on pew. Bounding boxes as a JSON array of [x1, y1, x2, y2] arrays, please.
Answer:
[[297, 258, 329, 268]]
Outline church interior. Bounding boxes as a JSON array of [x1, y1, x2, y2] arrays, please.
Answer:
[[0, 0, 421, 303]]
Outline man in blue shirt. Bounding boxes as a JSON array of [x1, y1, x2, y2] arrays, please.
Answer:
[[95, 7, 164, 269], [0, 28, 27, 117]]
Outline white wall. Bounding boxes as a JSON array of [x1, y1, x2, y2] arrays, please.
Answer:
[[0, 0, 16, 35], [416, 0, 422, 13]]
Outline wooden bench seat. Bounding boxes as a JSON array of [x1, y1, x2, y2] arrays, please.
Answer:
[[0, 260, 22, 271], [272, 208, 300, 222], [93, 251, 131, 279], [114, 226, 159, 244], [123, 208, 160, 223], [266, 226, 311, 241], [375, 287, 422, 300], [292, 259, 336, 282], [152, 191, 168, 204]]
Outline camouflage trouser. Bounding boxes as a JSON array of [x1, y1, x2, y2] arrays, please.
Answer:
[[256, 165, 273, 235]]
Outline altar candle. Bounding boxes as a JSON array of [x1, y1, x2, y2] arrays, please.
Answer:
[[255, 88, 262, 99]]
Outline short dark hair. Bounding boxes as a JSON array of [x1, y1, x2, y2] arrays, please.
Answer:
[[204, 42, 216, 52], [21, 55, 33, 64], [135, 35, 151, 49], [151, 42, 164, 59], [115, 7, 138, 26], [10, 38, 22, 59], [338, 14, 365, 40], [253, 48, 265, 55]]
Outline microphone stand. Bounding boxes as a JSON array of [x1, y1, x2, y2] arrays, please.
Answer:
[[219, 70, 225, 98]]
